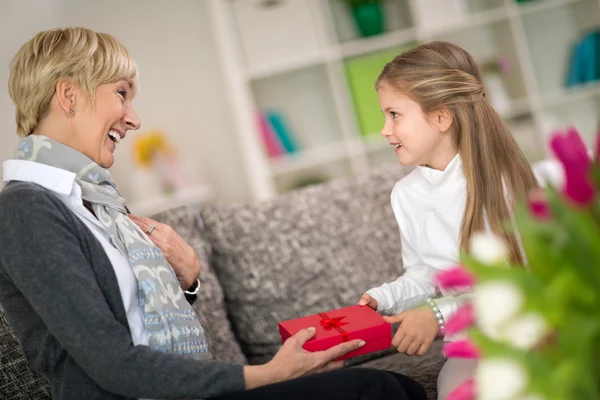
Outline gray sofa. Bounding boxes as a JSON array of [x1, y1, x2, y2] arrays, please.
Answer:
[[0, 164, 445, 400]]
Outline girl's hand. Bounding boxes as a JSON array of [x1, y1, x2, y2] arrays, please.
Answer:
[[358, 293, 378, 310], [383, 306, 439, 356], [128, 214, 201, 290]]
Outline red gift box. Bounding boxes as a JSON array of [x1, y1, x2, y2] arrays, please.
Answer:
[[278, 305, 392, 360]]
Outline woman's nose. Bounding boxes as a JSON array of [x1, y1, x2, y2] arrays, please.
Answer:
[[124, 107, 141, 131]]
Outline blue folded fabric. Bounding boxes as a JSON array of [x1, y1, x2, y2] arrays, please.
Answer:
[[566, 31, 600, 87]]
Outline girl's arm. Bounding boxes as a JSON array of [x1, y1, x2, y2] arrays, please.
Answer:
[[366, 233, 438, 316], [432, 293, 473, 337]]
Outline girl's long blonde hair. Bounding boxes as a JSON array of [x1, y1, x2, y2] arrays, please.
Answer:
[[377, 41, 538, 264]]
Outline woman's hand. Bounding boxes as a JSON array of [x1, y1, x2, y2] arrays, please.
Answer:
[[244, 327, 366, 389], [128, 214, 201, 290], [383, 306, 439, 356]]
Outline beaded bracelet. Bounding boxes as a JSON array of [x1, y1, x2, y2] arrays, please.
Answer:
[[425, 298, 445, 336]]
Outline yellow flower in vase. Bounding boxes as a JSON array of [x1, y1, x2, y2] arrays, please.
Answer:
[[132, 130, 172, 168], [131, 130, 177, 195]]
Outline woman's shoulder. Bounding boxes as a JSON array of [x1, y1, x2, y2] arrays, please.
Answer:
[[1, 180, 60, 201], [0, 181, 71, 222]]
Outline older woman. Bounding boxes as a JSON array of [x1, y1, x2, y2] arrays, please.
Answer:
[[0, 27, 426, 400]]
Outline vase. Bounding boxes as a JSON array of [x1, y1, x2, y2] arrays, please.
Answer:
[[131, 166, 163, 203], [483, 74, 511, 116], [351, 3, 384, 38]]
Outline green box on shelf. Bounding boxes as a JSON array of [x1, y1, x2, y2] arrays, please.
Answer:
[[344, 44, 415, 137]]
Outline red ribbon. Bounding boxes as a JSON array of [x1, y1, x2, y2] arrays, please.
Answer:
[[318, 313, 349, 342]]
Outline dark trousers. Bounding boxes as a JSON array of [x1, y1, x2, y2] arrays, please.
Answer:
[[211, 368, 427, 400]]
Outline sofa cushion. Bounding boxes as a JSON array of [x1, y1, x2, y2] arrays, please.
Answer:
[[201, 164, 413, 364], [152, 205, 247, 364], [0, 306, 51, 400]]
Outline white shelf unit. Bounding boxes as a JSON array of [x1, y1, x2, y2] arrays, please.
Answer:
[[208, 0, 600, 201]]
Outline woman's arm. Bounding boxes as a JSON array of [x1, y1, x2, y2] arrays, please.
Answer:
[[0, 185, 366, 398], [0, 185, 244, 399]]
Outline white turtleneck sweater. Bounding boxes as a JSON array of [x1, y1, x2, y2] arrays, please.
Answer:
[[367, 154, 468, 334]]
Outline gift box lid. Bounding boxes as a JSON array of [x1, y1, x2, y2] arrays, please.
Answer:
[[278, 305, 391, 347]]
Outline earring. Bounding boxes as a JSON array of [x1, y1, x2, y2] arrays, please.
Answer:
[[69, 108, 75, 115]]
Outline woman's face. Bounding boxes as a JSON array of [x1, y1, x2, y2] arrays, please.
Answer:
[[71, 80, 140, 168]]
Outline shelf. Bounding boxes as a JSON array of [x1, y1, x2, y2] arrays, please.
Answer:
[[273, 158, 354, 193], [269, 141, 350, 176], [539, 93, 599, 150], [339, 27, 417, 58], [500, 97, 532, 119], [246, 5, 509, 81], [421, 6, 510, 39], [210, 0, 600, 200], [232, 0, 323, 74], [541, 82, 600, 108], [247, 50, 327, 81], [521, 0, 600, 96], [328, 0, 415, 45], [465, 0, 506, 13], [516, 0, 588, 16], [252, 64, 344, 151]]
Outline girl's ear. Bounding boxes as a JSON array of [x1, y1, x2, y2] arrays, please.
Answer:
[[434, 107, 453, 133]]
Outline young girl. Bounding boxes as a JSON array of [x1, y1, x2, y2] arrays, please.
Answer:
[[357, 41, 538, 399]]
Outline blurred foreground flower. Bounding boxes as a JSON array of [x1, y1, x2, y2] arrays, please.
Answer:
[[442, 127, 600, 399]]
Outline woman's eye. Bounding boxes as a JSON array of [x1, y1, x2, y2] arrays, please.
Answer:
[[390, 111, 398, 119], [118, 89, 127, 99]]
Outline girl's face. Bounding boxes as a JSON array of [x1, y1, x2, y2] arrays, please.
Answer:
[[377, 83, 455, 170]]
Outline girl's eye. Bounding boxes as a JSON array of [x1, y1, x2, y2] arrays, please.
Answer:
[[390, 111, 399, 119], [118, 89, 127, 99]]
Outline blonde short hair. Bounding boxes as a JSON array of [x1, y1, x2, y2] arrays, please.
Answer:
[[8, 27, 138, 137]]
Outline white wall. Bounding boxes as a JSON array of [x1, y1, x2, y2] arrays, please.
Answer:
[[0, 0, 249, 202]]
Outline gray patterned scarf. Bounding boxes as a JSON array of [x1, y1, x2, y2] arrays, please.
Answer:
[[15, 135, 211, 359]]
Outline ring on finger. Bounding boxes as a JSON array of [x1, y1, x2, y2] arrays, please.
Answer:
[[146, 224, 156, 235]]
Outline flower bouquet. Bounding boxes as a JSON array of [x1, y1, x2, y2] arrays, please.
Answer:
[[131, 130, 192, 197], [439, 127, 600, 400]]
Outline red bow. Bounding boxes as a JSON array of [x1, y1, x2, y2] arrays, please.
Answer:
[[318, 313, 349, 342], [320, 316, 349, 329]]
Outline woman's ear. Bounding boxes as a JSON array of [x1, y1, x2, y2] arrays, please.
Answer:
[[55, 80, 76, 116], [434, 107, 453, 133]]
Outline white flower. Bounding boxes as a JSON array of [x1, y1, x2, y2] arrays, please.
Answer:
[[476, 358, 528, 400], [469, 232, 509, 265], [502, 313, 548, 350], [474, 281, 524, 333]]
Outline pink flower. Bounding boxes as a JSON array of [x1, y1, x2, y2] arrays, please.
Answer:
[[529, 200, 551, 220], [497, 57, 511, 75], [445, 304, 475, 335], [436, 266, 476, 289], [443, 339, 480, 359], [528, 188, 551, 220], [447, 378, 475, 400], [550, 127, 595, 205]]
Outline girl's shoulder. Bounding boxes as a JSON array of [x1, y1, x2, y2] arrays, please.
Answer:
[[391, 167, 423, 193]]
